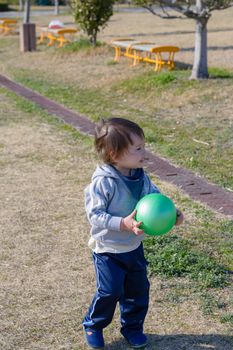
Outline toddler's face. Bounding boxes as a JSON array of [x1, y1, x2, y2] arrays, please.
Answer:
[[113, 134, 146, 175]]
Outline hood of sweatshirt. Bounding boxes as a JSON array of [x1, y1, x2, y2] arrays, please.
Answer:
[[92, 164, 122, 181], [92, 164, 143, 181]]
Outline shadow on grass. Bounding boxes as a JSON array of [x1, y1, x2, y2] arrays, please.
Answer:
[[170, 62, 233, 79], [106, 28, 233, 39], [175, 61, 192, 70], [106, 333, 233, 350]]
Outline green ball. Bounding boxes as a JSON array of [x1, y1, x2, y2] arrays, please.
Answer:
[[135, 193, 177, 236]]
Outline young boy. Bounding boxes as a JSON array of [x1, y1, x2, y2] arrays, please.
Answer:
[[83, 118, 183, 349]]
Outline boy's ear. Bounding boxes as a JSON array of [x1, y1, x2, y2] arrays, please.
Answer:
[[109, 150, 116, 162]]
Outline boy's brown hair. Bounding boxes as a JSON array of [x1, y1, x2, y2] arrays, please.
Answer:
[[95, 118, 144, 164]]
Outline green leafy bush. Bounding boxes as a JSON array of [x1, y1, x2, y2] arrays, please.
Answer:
[[0, 3, 9, 11], [70, 0, 114, 45]]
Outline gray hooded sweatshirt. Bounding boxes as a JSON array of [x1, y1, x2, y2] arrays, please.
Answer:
[[84, 164, 160, 254]]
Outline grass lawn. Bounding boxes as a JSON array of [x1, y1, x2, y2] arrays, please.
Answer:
[[1, 87, 232, 350], [0, 6, 233, 350]]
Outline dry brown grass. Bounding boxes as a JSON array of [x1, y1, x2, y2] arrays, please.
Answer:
[[0, 8, 233, 349], [0, 89, 232, 350], [0, 92, 95, 349]]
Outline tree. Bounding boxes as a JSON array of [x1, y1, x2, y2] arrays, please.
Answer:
[[134, 0, 233, 79], [70, 0, 114, 45]]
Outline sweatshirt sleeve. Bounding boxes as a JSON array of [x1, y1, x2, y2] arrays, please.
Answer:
[[84, 177, 122, 232], [149, 181, 161, 194]]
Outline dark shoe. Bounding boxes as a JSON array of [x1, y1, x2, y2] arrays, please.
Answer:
[[124, 332, 148, 349], [84, 328, 105, 349]]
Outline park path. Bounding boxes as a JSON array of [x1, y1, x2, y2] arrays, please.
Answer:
[[0, 73, 233, 216]]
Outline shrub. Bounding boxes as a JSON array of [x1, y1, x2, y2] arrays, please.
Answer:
[[0, 3, 9, 11], [70, 0, 114, 45]]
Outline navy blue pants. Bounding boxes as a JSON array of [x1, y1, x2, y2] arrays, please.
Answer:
[[82, 244, 150, 338]]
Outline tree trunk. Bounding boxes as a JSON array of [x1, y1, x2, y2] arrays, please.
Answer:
[[90, 32, 97, 46], [54, 0, 59, 15], [190, 0, 209, 79]]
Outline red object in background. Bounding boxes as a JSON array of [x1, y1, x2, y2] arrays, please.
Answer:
[[48, 20, 64, 29]]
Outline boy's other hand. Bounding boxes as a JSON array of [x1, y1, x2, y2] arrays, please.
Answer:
[[120, 209, 144, 236]]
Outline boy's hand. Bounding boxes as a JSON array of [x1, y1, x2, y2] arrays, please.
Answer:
[[176, 209, 184, 226], [120, 209, 144, 236]]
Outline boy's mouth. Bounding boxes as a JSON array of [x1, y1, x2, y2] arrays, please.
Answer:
[[141, 157, 149, 162]]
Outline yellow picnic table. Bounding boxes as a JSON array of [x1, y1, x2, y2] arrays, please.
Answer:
[[38, 26, 78, 48], [0, 18, 18, 35], [110, 38, 180, 72]]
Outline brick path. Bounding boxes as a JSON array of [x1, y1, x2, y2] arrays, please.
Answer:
[[1, 74, 232, 217]]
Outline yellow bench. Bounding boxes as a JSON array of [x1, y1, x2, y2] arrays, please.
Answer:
[[0, 19, 18, 35], [37, 26, 49, 44], [110, 39, 180, 72], [110, 38, 142, 62], [38, 27, 78, 48], [132, 44, 180, 71]]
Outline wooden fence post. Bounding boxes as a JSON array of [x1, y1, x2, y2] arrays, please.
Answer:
[[20, 23, 36, 52]]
